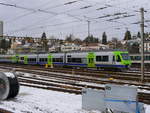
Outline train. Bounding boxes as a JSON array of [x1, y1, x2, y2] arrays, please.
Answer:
[[0, 50, 131, 70], [129, 53, 150, 68]]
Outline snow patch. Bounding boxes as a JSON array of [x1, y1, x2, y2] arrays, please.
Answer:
[[0, 86, 101, 113], [4, 72, 15, 78]]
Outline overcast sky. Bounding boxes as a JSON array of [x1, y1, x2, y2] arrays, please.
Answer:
[[0, 0, 150, 40]]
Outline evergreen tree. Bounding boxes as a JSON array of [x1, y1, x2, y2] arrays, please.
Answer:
[[73, 38, 82, 45], [21, 39, 26, 45], [41, 32, 48, 52], [128, 43, 139, 53], [65, 34, 73, 42], [102, 32, 107, 44], [1, 39, 6, 50], [124, 30, 131, 40], [8, 39, 12, 48], [144, 32, 149, 39], [0, 39, 8, 53], [137, 32, 141, 38], [83, 35, 98, 43]]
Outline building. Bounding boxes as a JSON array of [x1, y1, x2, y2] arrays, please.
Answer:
[[9, 40, 45, 54], [126, 36, 150, 53], [49, 45, 61, 52], [144, 39, 150, 52], [61, 42, 80, 52], [81, 43, 109, 51]]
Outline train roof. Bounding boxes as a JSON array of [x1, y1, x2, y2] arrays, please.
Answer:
[[62, 49, 128, 53], [0, 49, 128, 56]]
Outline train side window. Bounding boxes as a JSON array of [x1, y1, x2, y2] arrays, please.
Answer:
[[52, 58, 55, 62], [67, 58, 81, 63], [116, 55, 121, 62], [136, 56, 141, 60], [45, 58, 47, 62], [96, 56, 108, 62], [113, 56, 115, 61], [34, 58, 36, 62], [149, 56, 150, 60], [68, 58, 72, 62], [130, 56, 133, 60], [103, 56, 108, 61], [72, 58, 82, 63], [21, 57, 24, 60], [53, 58, 63, 62], [82, 58, 87, 64], [40, 58, 45, 62], [96, 56, 102, 61], [89, 59, 91, 63]]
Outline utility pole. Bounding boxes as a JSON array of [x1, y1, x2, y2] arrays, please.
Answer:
[[87, 20, 90, 37], [140, 8, 144, 82]]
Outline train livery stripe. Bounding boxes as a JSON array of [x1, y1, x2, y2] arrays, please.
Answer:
[[65, 63, 87, 66], [35, 62, 127, 68], [66, 63, 127, 68], [95, 64, 128, 68], [28, 62, 37, 65]]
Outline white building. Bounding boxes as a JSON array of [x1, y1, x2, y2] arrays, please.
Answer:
[[80, 43, 109, 51], [61, 42, 80, 52], [127, 37, 150, 52], [144, 39, 150, 52]]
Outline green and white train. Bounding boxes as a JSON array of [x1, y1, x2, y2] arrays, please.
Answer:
[[0, 50, 131, 70]]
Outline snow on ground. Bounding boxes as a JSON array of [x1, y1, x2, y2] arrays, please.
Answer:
[[0, 86, 100, 113], [0, 86, 150, 113], [145, 105, 150, 113]]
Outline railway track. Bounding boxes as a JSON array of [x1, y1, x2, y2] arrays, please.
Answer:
[[16, 71, 150, 104], [0, 109, 13, 113], [0, 64, 150, 104], [0, 63, 150, 82]]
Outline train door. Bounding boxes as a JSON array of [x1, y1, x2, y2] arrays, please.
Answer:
[[115, 54, 122, 65], [47, 54, 53, 67], [24, 56, 28, 64], [113, 52, 122, 65], [112, 55, 115, 64], [87, 52, 95, 68]]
